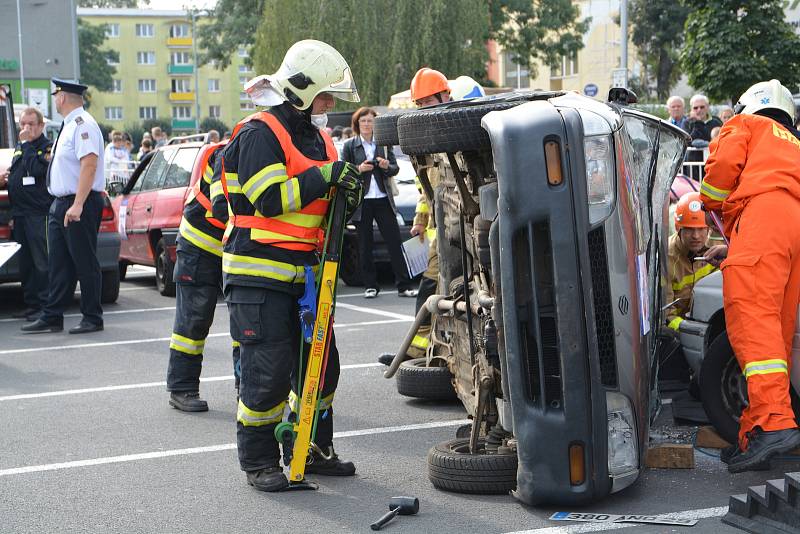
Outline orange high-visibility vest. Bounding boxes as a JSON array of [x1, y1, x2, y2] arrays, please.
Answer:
[[185, 141, 227, 230]]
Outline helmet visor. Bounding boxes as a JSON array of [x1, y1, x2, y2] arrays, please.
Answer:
[[326, 67, 360, 102]]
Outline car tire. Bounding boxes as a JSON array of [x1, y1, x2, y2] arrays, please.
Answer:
[[373, 112, 407, 147], [700, 331, 800, 444], [338, 235, 363, 287], [118, 261, 128, 281], [395, 358, 457, 400], [100, 268, 120, 304], [155, 238, 176, 297], [397, 101, 519, 156], [427, 437, 517, 495]]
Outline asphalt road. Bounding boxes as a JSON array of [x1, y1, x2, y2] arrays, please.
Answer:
[[0, 267, 797, 534]]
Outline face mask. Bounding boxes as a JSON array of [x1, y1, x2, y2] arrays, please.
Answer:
[[310, 113, 328, 130]]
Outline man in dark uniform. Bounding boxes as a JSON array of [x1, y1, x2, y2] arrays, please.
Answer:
[[1, 107, 53, 320], [23, 79, 105, 334], [222, 40, 363, 492]]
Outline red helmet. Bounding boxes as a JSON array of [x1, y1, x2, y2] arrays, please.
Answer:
[[410, 68, 449, 102], [674, 192, 707, 229]]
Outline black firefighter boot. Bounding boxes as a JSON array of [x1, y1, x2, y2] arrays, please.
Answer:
[[305, 445, 356, 476], [169, 391, 209, 412], [728, 427, 800, 473], [246, 466, 289, 492]]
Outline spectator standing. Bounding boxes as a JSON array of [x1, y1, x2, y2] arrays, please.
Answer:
[[1, 108, 53, 321], [137, 139, 153, 160], [341, 107, 417, 298], [22, 79, 105, 335], [341, 126, 353, 140], [719, 107, 735, 123], [206, 129, 220, 143], [667, 95, 689, 131], [151, 126, 167, 147], [686, 94, 723, 142], [104, 130, 131, 184]]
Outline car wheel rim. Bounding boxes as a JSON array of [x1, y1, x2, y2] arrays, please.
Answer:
[[449, 440, 488, 455], [721, 355, 748, 422], [156, 253, 165, 287]]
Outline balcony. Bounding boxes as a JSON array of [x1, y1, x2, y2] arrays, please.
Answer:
[[171, 118, 197, 130], [168, 64, 193, 75], [166, 36, 193, 47], [169, 92, 195, 102]]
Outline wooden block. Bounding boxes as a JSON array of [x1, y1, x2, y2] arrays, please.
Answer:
[[695, 426, 732, 449], [646, 443, 695, 469]]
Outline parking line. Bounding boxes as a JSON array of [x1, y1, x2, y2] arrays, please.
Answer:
[[502, 506, 728, 533], [0, 304, 226, 323], [335, 302, 414, 321], [0, 419, 469, 477], [0, 363, 383, 402], [0, 318, 411, 356]]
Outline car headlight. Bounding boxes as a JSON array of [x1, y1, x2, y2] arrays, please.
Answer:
[[585, 135, 614, 225], [606, 392, 638, 478]]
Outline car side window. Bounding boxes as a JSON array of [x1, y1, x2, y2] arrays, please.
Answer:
[[139, 149, 175, 191], [161, 147, 199, 189]]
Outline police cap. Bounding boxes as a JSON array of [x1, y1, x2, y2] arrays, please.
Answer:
[[51, 78, 88, 96]]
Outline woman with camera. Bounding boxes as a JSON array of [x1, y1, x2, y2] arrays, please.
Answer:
[[340, 107, 417, 299]]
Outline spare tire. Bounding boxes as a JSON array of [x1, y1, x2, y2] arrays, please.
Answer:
[[395, 358, 456, 400], [397, 101, 519, 155], [373, 112, 406, 146], [428, 437, 518, 495]]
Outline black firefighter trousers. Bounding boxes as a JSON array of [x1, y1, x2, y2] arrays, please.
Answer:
[[167, 240, 240, 392], [226, 285, 339, 472]]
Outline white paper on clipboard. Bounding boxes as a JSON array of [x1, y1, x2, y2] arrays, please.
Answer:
[[0, 242, 22, 269], [401, 235, 431, 278]]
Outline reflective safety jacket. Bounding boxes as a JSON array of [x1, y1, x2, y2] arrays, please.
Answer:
[[702, 114, 800, 237], [665, 232, 717, 330], [178, 142, 228, 257], [220, 103, 334, 292]]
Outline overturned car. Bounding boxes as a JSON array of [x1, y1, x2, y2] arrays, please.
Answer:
[[376, 90, 689, 505]]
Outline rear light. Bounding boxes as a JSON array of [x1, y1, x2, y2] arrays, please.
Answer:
[[544, 140, 563, 185], [101, 196, 115, 221], [0, 226, 9, 240]]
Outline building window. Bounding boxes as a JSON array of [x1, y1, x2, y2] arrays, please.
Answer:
[[171, 79, 192, 93], [139, 106, 157, 120], [209, 105, 221, 118], [171, 52, 191, 65], [238, 46, 248, 57], [135, 23, 154, 37], [238, 76, 248, 86], [208, 79, 220, 92], [138, 79, 156, 92], [240, 91, 249, 101], [551, 52, 579, 78], [137, 51, 156, 65], [170, 24, 189, 38], [106, 56, 119, 67], [105, 107, 123, 121], [503, 52, 530, 89], [172, 105, 192, 119], [105, 23, 120, 38], [112, 79, 122, 93], [238, 65, 251, 73], [240, 102, 255, 111]]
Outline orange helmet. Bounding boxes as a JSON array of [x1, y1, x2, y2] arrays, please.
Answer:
[[674, 192, 707, 229], [410, 68, 449, 102]]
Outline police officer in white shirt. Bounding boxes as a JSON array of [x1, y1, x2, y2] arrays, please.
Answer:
[[23, 79, 106, 335]]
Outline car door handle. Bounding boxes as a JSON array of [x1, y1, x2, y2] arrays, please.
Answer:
[[145, 205, 152, 212]]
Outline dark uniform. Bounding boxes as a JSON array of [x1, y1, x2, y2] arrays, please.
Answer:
[[7, 133, 53, 317], [166, 144, 241, 410], [222, 103, 349, 477]]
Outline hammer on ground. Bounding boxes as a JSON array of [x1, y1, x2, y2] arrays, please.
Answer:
[[370, 496, 419, 531]]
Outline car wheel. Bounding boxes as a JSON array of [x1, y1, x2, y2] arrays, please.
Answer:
[[338, 236, 363, 287], [395, 358, 457, 400], [118, 261, 128, 281], [155, 238, 176, 297], [427, 437, 517, 495], [373, 111, 407, 146], [100, 268, 120, 304], [700, 331, 800, 444], [397, 101, 519, 156]]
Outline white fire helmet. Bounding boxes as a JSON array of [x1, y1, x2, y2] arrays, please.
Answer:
[[734, 79, 796, 122], [449, 76, 486, 101]]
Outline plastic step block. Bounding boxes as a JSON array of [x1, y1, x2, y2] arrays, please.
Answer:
[[766, 479, 788, 503], [725, 472, 800, 533], [722, 513, 800, 534], [728, 494, 754, 517], [749, 484, 770, 508]]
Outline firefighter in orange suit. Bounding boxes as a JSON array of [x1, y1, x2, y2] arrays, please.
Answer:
[[701, 79, 800, 473]]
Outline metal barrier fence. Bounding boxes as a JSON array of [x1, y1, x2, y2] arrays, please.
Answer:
[[105, 160, 138, 190], [681, 146, 707, 183]]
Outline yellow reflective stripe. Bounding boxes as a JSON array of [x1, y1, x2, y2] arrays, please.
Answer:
[[672, 263, 717, 291], [411, 334, 429, 349], [278, 211, 323, 227], [237, 399, 285, 426], [416, 199, 430, 214], [288, 390, 298, 412], [700, 180, 730, 202], [179, 218, 223, 257], [250, 228, 317, 244], [288, 390, 334, 412], [203, 165, 213, 184], [224, 172, 242, 194], [242, 163, 287, 203], [210, 179, 224, 200], [667, 316, 684, 331], [231, 340, 240, 348], [743, 359, 788, 378], [222, 252, 312, 283], [280, 178, 301, 214], [170, 333, 205, 355]]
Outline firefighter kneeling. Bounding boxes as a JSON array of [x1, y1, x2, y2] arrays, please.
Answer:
[[221, 40, 363, 492]]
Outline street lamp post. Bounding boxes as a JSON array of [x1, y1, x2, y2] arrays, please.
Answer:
[[191, 10, 201, 134], [15, 0, 25, 104], [620, 0, 629, 88]]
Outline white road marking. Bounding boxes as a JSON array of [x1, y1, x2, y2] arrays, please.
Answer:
[[0, 317, 411, 356], [0, 363, 384, 402], [0, 304, 226, 323], [335, 302, 414, 321], [0, 419, 469, 477], [502, 506, 728, 533]]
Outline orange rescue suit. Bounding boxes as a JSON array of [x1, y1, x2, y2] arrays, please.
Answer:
[[702, 113, 800, 447]]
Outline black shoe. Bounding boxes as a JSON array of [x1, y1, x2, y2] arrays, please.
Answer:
[[169, 392, 209, 412], [378, 352, 395, 366], [68, 321, 104, 334], [305, 445, 356, 476], [21, 319, 63, 334], [246, 467, 288, 492], [720, 445, 737, 464], [12, 308, 39, 320], [728, 427, 800, 473]]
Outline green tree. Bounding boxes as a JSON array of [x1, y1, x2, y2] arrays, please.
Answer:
[[487, 0, 589, 78], [627, 0, 688, 101], [200, 117, 229, 134], [680, 0, 800, 104], [195, 0, 264, 69], [77, 19, 119, 92]]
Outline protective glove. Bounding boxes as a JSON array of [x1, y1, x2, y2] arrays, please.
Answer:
[[320, 161, 360, 189], [342, 179, 364, 218]]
